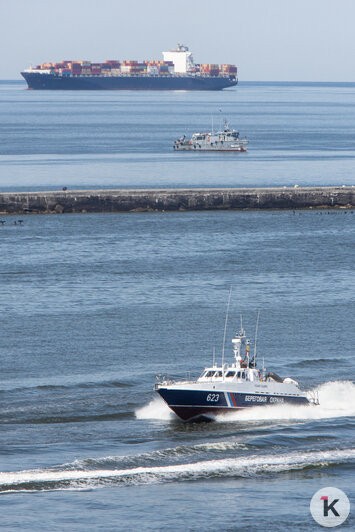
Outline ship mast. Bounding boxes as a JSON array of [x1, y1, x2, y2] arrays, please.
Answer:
[[253, 310, 260, 366], [221, 286, 232, 369]]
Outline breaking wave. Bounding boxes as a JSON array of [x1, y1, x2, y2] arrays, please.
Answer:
[[1, 448, 353, 493], [66, 440, 249, 470]]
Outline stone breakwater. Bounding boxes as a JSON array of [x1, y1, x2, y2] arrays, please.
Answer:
[[0, 187, 354, 215]]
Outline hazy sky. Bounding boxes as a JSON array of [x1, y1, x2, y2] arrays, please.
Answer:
[[1, 0, 355, 81]]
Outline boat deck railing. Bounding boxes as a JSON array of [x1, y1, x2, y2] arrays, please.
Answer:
[[155, 373, 196, 387]]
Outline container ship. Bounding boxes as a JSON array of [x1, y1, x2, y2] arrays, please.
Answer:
[[21, 44, 238, 91]]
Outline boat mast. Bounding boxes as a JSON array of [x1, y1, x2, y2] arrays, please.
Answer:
[[253, 310, 260, 365], [221, 286, 232, 369]]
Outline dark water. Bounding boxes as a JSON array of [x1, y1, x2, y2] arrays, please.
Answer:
[[0, 82, 354, 531]]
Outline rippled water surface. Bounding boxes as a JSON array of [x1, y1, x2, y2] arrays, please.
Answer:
[[0, 209, 354, 531], [1, 80, 355, 189], [0, 82, 354, 531]]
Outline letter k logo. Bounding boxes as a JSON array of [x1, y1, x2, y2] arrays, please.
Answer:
[[311, 487, 350, 527], [321, 496, 340, 517]]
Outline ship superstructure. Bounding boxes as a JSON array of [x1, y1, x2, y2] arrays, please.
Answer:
[[21, 44, 238, 91], [162, 43, 195, 73]]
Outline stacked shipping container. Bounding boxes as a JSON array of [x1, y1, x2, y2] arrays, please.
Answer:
[[200, 64, 220, 76], [33, 59, 237, 78], [220, 64, 238, 75]]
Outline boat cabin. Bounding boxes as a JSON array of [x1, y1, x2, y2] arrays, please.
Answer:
[[198, 366, 261, 382], [191, 133, 207, 141], [197, 328, 262, 383]]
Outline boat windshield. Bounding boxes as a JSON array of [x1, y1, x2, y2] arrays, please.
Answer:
[[205, 370, 216, 378], [225, 371, 236, 378], [200, 369, 223, 379]]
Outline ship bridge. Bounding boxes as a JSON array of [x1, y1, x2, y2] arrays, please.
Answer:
[[162, 43, 194, 73]]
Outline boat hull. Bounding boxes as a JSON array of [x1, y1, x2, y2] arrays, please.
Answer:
[[174, 147, 247, 152], [21, 72, 238, 91], [157, 387, 310, 422]]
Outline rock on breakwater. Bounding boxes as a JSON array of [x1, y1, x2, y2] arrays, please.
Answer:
[[0, 187, 354, 215]]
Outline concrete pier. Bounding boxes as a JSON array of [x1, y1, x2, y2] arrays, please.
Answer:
[[0, 187, 354, 215]]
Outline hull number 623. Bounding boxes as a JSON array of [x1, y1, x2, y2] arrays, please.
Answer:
[[206, 393, 219, 402]]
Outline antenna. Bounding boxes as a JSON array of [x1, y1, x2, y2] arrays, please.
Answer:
[[212, 346, 216, 367], [254, 310, 260, 361], [222, 286, 232, 368]]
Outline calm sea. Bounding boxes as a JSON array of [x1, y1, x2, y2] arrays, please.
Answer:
[[0, 81, 354, 531], [1, 80, 355, 190]]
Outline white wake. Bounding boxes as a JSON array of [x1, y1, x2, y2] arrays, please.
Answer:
[[0, 448, 354, 492], [135, 396, 174, 420], [215, 380, 355, 423], [135, 381, 355, 423]]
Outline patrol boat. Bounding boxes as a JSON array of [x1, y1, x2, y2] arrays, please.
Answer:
[[173, 119, 248, 152], [155, 326, 318, 422]]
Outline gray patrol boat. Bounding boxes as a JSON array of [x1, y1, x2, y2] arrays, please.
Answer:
[[173, 118, 248, 152]]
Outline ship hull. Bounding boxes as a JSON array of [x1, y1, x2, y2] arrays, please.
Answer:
[[157, 387, 310, 422], [21, 72, 237, 91], [174, 147, 247, 152]]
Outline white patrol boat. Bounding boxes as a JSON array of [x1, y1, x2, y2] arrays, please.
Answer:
[[155, 327, 318, 422], [173, 119, 248, 152]]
